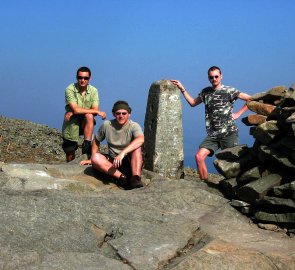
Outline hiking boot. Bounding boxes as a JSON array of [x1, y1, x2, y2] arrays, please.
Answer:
[[126, 175, 144, 190], [82, 140, 92, 158], [114, 174, 127, 189]]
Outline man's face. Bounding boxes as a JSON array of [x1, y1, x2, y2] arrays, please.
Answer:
[[208, 69, 222, 88], [114, 109, 130, 125], [77, 71, 90, 88]]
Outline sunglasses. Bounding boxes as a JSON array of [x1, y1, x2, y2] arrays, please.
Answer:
[[209, 75, 219, 80], [115, 112, 128, 116], [77, 76, 90, 80]]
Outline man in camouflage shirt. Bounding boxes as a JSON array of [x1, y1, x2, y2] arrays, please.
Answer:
[[171, 66, 251, 180]]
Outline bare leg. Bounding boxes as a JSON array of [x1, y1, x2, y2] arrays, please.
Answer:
[[195, 148, 211, 180], [91, 153, 122, 179], [130, 147, 143, 176], [83, 113, 95, 140], [66, 151, 75, 162]]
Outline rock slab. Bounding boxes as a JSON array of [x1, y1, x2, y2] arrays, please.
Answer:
[[1, 163, 294, 269]]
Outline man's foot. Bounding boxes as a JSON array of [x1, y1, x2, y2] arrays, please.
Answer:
[[126, 175, 144, 190], [114, 174, 127, 189]]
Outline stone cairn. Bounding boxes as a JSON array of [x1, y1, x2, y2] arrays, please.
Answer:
[[214, 83, 295, 235], [144, 80, 184, 179]]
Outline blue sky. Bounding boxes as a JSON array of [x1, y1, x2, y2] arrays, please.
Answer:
[[1, 0, 295, 172]]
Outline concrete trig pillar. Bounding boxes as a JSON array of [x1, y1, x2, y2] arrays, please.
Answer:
[[144, 80, 184, 179]]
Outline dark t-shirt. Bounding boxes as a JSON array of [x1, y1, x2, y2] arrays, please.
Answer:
[[199, 85, 240, 138]]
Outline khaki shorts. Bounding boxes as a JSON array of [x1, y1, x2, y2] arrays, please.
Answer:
[[199, 131, 238, 157]]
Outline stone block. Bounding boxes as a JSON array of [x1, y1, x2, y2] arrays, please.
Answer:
[[254, 212, 295, 224], [272, 181, 295, 198], [237, 166, 262, 185], [250, 86, 287, 105], [214, 154, 256, 179], [247, 100, 276, 116], [251, 120, 280, 145], [242, 114, 267, 126], [236, 174, 282, 204], [215, 144, 249, 160], [144, 80, 184, 179], [258, 145, 295, 171], [254, 196, 295, 210], [219, 178, 238, 198]]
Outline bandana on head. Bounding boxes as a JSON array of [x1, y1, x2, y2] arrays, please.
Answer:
[[112, 101, 132, 113]]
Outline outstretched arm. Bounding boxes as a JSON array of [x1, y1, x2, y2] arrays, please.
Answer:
[[232, 92, 251, 120], [170, 80, 202, 107]]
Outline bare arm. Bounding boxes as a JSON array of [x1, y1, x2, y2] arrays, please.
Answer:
[[113, 134, 144, 168], [170, 80, 202, 107], [91, 137, 100, 156], [65, 103, 106, 121], [232, 92, 251, 120]]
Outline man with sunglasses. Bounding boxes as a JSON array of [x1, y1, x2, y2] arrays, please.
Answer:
[[62, 66, 106, 162], [171, 66, 251, 181], [86, 100, 144, 190]]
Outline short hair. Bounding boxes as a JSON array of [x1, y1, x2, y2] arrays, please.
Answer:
[[208, 66, 221, 75], [76, 66, 91, 78]]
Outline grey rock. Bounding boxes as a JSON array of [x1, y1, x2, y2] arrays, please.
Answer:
[[286, 112, 295, 123], [242, 114, 267, 126], [271, 135, 295, 163], [144, 80, 184, 179], [251, 120, 280, 145], [236, 174, 282, 204], [247, 100, 277, 116], [284, 84, 295, 105], [250, 86, 287, 105], [258, 223, 281, 232], [219, 178, 239, 198], [230, 199, 250, 207], [255, 196, 295, 213], [241, 206, 251, 214], [214, 154, 256, 179], [254, 212, 295, 224], [272, 181, 295, 198], [237, 166, 262, 185], [169, 239, 293, 270], [1, 163, 294, 269], [215, 144, 249, 160], [258, 145, 295, 171]]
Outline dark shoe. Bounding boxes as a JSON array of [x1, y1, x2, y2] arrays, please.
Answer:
[[82, 140, 92, 158], [114, 174, 127, 189], [126, 175, 144, 190]]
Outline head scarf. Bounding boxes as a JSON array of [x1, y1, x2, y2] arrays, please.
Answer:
[[112, 100, 132, 113]]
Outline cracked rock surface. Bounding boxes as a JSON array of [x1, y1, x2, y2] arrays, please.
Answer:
[[1, 163, 294, 269], [0, 116, 295, 269]]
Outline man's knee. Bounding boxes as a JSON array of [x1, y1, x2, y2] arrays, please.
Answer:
[[91, 153, 106, 168], [131, 147, 143, 163], [195, 148, 210, 163], [84, 113, 94, 122]]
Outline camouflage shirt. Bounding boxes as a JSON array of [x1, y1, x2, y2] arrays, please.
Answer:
[[199, 85, 240, 138]]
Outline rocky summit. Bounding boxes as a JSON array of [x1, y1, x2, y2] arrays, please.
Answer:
[[1, 116, 295, 269]]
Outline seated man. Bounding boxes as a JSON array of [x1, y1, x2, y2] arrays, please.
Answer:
[[62, 66, 106, 162], [84, 100, 144, 190]]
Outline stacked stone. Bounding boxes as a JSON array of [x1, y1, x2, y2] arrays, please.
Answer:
[[214, 83, 295, 235]]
